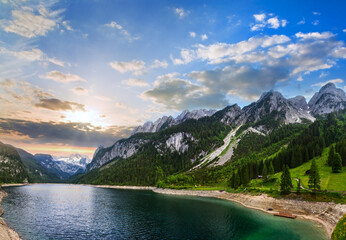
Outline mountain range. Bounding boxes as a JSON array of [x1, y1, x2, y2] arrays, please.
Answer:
[[86, 83, 345, 173], [0, 83, 345, 184]]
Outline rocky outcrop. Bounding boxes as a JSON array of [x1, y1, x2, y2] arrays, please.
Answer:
[[288, 96, 308, 111], [164, 132, 195, 154], [88, 138, 148, 171], [308, 83, 346, 116], [131, 109, 216, 136]]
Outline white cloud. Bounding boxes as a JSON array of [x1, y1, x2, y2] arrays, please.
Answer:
[[311, 20, 319, 26], [201, 34, 208, 41], [251, 13, 287, 31], [333, 47, 346, 58], [171, 34, 290, 65], [295, 31, 336, 40], [174, 8, 189, 19], [105, 21, 123, 29], [40, 71, 86, 83], [313, 12, 321, 15], [253, 13, 266, 22], [121, 78, 149, 87], [61, 20, 73, 31], [72, 87, 88, 95], [1, 5, 62, 38], [189, 32, 196, 38], [0, 47, 65, 67], [281, 19, 288, 27], [267, 17, 280, 29], [109, 60, 146, 75], [297, 18, 306, 25], [150, 59, 168, 69], [312, 78, 343, 87], [104, 21, 137, 41], [343, 29, 346, 33], [162, 31, 346, 103]]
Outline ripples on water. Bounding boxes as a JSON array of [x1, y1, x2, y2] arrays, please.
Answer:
[[2, 184, 327, 240]]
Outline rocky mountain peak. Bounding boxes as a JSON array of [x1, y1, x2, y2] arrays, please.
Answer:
[[308, 83, 346, 116], [288, 96, 308, 110]]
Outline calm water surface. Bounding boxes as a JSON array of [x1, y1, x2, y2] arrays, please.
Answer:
[[2, 184, 327, 240]]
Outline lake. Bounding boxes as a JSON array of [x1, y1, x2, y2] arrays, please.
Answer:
[[2, 184, 327, 240]]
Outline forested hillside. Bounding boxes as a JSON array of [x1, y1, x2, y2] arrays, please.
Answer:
[[0, 142, 28, 183], [76, 117, 231, 185]]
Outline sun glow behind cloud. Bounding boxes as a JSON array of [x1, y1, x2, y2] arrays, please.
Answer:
[[63, 109, 109, 128]]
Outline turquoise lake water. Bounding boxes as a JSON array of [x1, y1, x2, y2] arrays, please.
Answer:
[[2, 184, 327, 240]]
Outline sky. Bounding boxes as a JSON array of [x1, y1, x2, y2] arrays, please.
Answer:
[[0, 0, 345, 157]]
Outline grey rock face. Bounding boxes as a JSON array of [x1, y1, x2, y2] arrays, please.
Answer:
[[308, 83, 346, 116], [131, 109, 216, 136], [288, 96, 308, 111], [88, 138, 148, 171], [164, 132, 195, 154]]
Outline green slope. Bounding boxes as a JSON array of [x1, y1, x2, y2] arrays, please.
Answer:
[[16, 148, 60, 183]]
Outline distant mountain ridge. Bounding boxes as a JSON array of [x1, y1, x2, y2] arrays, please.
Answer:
[[35, 153, 91, 179], [131, 109, 217, 136], [86, 83, 345, 172]]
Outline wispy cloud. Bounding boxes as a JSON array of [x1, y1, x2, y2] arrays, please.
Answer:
[[311, 78, 343, 87], [40, 71, 86, 83], [311, 20, 319, 26], [72, 87, 88, 95], [295, 31, 335, 40], [109, 60, 146, 75], [35, 98, 86, 112], [104, 21, 138, 41], [250, 13, 288, 31], [189, 32, 196, 38], [201, 34, 208, 41], [121, 78, 149, 87], [174, 8, 189, 19], [1, 2, 66, 38], [297, 18, 306, 25], [150, 59, 168, 69], [0, 47, 65, 67]]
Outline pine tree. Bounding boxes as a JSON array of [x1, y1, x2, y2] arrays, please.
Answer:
[[268, 161, 275, 176], [262, 162, 268, 181], [296, 178, 301, 194], [328, 145, 335, 166], [230, 169, 236, 188], [242, 166, 250, 186], [308, 159, 320, 192], [332, 153, 342, 173], [280, 165, 292, 194], [234, 170, 240, 189]]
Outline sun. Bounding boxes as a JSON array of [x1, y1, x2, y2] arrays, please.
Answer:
[[63, 109, 108, 128]]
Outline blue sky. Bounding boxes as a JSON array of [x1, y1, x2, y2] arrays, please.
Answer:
[[0, 0, 345, 156]]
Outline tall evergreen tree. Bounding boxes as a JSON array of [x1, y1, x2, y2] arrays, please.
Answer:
[[280, 165, 292, 194], [268, 162, 275, 176], [332, 153, 342, 173], [308, 159, 320, 192], [229, 169, 236, 188], [234, 170, 240, 189], [262, 162, 268, 181], [296, 178, 301, 194], [328, 145, 335, 166]]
